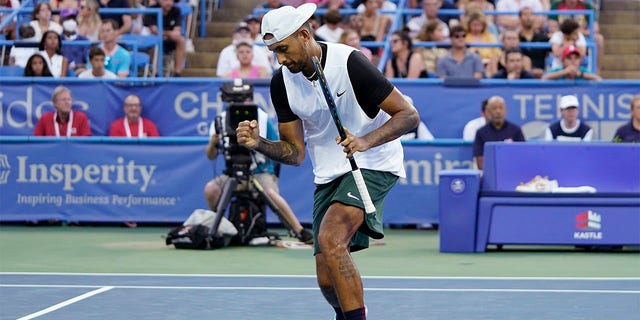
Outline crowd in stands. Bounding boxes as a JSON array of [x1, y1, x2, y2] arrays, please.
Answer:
[[1, 0, 606, 80], [3, 0, 637, 143], [1, 0, 188, 77], [230, 0, 604, 81]]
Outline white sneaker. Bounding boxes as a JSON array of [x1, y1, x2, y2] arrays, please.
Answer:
[[515, 175, 557, 192]]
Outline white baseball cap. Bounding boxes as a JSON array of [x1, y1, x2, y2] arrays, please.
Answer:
[[560, 95, 579, 110], [261, 3, 316, 46]]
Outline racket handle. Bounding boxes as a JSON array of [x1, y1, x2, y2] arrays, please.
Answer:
[[352, 168, 376, 214]]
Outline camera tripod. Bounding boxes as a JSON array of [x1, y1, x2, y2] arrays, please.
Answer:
[[208, 168, 300, 246]]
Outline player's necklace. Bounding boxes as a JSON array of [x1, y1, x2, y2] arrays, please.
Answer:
[[306, 50, 322, 81]]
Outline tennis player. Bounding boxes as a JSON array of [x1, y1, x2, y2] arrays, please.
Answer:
[[235, 4, 419, 320]]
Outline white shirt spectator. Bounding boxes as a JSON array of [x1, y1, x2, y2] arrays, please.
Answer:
[[496, 0, 543, 12], [78, 69, 117, 78], [549, 31, 587, 69], [216, 43, 273, 77], [463, 116, 487, 141], [10, 45, 38, 68], [315, 25, 344, 43], [496, 0, 544, 32], [406, 16, 450, 40], [29, 20, 63, 42]]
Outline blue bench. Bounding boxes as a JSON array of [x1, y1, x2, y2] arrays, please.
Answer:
[[439, 142, 640, 252]]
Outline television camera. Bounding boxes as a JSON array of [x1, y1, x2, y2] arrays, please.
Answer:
[[215, 79, 260, 179], [209, 80, 298, 246]]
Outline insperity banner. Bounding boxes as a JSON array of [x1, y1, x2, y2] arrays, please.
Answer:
[[0, 140, 213, 223], [0, 139, 472, 225]]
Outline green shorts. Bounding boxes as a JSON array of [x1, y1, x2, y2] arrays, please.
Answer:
[[312, 169, 398, 254]]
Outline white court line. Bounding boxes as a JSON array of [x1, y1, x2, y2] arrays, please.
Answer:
[[1, 272, 639, 281], [2, 284, 638, 294], [16, 286, 113, 320]]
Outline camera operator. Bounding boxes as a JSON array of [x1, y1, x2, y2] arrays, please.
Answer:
[[204, 99, 313, 244]]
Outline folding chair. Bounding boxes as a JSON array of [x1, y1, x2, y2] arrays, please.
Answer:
[[0, 65, 25, 76], [130, 51, 150, 77]]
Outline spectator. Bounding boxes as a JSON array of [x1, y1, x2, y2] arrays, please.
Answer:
[[224, 41, 271, 79], [473, 96, 526, 170], [53, 6, 80, 24], [23, 53, 54, 77], [34, 86, 91, 137], [384, 30, 428, 79], [518, 7, 550, 78], [549, 18, 586, 70], [542, 45, 600, 80], [436, 25, 484, 79], [77, 46, 117, 78], [29, 2, 63, 42], [204, 104, 313, 244], [405, 0, 450, 40], [612, 95, 640, 143], [416, 19, 449, 74], [61, 18, 90, 75], [38, 30, 69, 77], [143, 0, 186, 76], [486, 29, 532, 78], [346, 11, 364, 32], [463, 98, 489, 141], [216, 23, 272, 77], [9, 24, 39, 68], [549, 0, 603, 74], [490, 48, 535, 79], [130, 0, 151, 36], [77, 0, 101, 41], [458, 0, 497, 27], [358, 0, 391, 43], [91, 19, 130, 78], [339, 29, 373, 61], [0, 0, 20, 40], [109, 94, 159, 137], [98, 0, 132, 35], [496, 0, 544, 32], [464, 10, 500, 64], [244, 14, 262, 42], [315, 9, 343, 43], [544, 94, 593, 141]]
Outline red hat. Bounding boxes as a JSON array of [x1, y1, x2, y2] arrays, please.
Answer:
[[562, 45, 581, 59]]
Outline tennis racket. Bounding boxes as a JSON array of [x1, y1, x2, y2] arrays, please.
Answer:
[[311, 56, 376, 214]]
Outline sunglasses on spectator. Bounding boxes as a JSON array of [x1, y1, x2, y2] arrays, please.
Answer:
[[452, 33, 466, 39]]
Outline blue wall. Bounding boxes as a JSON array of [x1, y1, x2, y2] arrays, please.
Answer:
[[1, 79, 638, 225]]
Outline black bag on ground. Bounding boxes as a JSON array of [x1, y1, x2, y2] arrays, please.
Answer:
[[165, 209, 237, 250]]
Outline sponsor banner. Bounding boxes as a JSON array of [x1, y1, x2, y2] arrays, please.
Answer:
[[0, 139, 472, 225], [1, 80, 638, 140], [0, 140, 212, 222], [489, 206, 640, 244], [278, 142, 474, 225]]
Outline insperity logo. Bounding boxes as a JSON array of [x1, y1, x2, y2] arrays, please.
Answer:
[[574, 210, 603, 240], [2, 155, 156, 192], [0, 154, 10, 184]]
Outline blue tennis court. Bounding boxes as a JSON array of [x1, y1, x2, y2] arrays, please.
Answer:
[[1, 273, 638, 320]]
